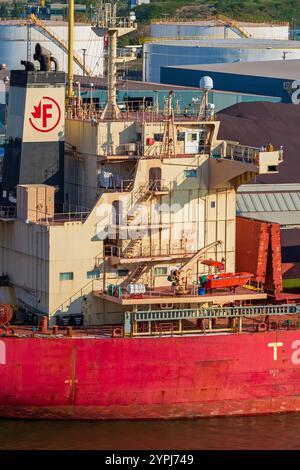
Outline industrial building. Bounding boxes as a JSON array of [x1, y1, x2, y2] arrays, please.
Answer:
[[237, 184, 300, 226], [0, 20, 104, 76], [143, 39, 300, 83], [150, 20, 290, 41], [160, 60, 300, 102]]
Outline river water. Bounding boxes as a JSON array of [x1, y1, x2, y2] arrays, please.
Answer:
[[1, 413, 300, 449]]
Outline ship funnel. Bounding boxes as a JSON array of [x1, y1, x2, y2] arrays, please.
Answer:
[[33, 43, 60, 72]]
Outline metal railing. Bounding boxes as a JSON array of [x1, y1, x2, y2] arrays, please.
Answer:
[[98, 178, 135, 192], [50, 279, 103, 317], [104, 243, 196, 259], [130, 304, 299, 322], [94, 17, 136, 30], [67, 100, 216, 123], [225, 143, 259, 162]]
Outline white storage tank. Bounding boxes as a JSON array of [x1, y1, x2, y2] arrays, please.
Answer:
[[150, 20, 290, 40], [144, 38, 300, 83], [0, 20, 104, 75]]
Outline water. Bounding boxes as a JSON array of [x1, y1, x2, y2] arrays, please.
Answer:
[[1, 413, 300, 449]]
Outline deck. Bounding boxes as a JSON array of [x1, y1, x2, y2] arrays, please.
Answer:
[[94, 286, 267, 306]]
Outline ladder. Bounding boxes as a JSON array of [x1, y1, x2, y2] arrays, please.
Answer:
[[126, 262, 148, 283], [216, 15, 251, 39]]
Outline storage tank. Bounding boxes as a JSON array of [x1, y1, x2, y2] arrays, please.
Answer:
[[150, 21, 289, 40], [0, 21, 104, 75], [144, 38, 300, 83]]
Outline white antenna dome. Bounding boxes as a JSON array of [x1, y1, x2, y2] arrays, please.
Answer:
[[199, 76, 214, 90]]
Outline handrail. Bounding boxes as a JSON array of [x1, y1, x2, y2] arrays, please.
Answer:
[[49, 278, 102, 317], [149, 16, 289, 26]]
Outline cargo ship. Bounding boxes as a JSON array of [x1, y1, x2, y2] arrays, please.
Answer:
[[1, 0, 300, 420]]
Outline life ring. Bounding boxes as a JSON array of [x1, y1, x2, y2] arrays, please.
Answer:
[[112, 327, 123, 338], [258, 322, 267, 332]]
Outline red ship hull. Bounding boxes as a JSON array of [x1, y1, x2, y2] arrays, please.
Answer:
[[1, 331, 300, 420]]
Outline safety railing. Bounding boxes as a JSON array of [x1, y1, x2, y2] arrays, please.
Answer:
[[104, 243, 196, 259], [98, 178, 135, 192], [67, 100, 217, 123]]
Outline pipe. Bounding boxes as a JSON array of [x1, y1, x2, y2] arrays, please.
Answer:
[[67, 0, 74, 98]]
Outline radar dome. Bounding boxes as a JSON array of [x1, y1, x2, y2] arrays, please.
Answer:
[[199, 76, 214, 90]]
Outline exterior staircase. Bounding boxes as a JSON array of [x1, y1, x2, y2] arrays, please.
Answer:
[[122, 238, 143, 258], [126, 263, 148, 284], [121, 181, 163, 258]]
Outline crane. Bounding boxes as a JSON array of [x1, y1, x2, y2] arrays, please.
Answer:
[[168, 241, 222, 295]]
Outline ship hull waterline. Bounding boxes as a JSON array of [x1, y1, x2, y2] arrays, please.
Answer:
[[1, 330, 300, 420]]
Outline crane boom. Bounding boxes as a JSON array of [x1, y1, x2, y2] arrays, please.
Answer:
[[180, 240, 222, 273], [169, 240, 223, 295]]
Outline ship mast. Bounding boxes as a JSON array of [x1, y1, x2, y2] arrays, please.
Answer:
[[93, 0, 137, 120], [160, 91, 176, 159]]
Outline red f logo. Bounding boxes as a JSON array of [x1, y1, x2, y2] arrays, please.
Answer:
[[29, 96, 61, 133]]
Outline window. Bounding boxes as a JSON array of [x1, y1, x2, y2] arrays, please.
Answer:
[[154, 267, 168, 276], [118, 269, 129, 277], [154, 133, 163, 142], [184, 169, 197, 178], [59, 272, 73, 281], [268, 165, 278, 172], [87, 270, 100, 279], [211, 201, 216, 208], [187, 133, 198, 142], [177, 131, 185, 141]]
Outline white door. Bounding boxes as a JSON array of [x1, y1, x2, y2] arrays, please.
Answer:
[[185, 131, 199, 154]]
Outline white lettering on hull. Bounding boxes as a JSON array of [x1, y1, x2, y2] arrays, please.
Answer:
[[0, 340, 6, 365], [291, 340, 300, 365], [268, 342, 283, 361]]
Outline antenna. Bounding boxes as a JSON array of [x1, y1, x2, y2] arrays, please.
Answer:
[[93, 0, 137, 120], [198, 76, 214, 120]]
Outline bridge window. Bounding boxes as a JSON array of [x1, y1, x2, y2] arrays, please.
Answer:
[[87, 270, 100, 279], [154, 267, 168, 276], [154, 133, 163, 142], [118, 269, 129, 277], [184, 169, 197, 178], [59, 272, 74, 281], [268, 165, 278, 172], [177, 132, 185, 141]]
